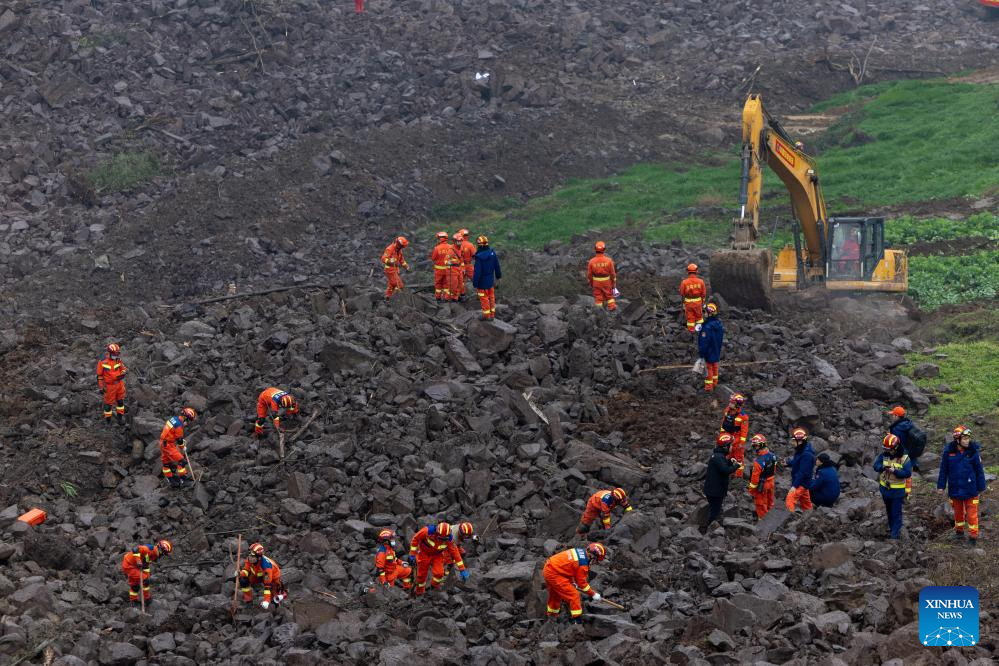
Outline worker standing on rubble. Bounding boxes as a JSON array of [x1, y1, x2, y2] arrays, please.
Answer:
[[408, 522, 468, 596], [937, 426, 986, 546], [543, 543, 607, 622], [746, 434, 776, 520], [702, 433, 742, 532], [381, 236, 410, 300], [679, 263, 707, 333], [121, 539, 172, 605], [472, 235, 502, 320], [159, 407, 196, 488], [575, 488, 633, 535], [587, 241, 617, 311], [96, 343, 128, 425], [254, 387, 299, 438], [697, 303, 723, 392], [809, 452, 841, 507], [874, 433, 912, 540], [720, 393, 749, 477], [431, 231, 460, 301], [442, 522, 476, 578], [374, 530, 412, 590], [459, 229, 476, 284], [451, 232, 468, 301], [888, 405, 926, 474], [355, 0, 364, 13], [784, 428, 815, 512], [240, 542, 287, 609]]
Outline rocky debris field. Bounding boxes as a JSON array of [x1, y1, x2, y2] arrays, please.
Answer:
[[1, 236, 995, 665]]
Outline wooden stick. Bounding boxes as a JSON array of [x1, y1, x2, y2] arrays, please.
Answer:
[[139, 568, 146, 615], [278, 431, 286, 460], [183, 447, 198, 484], [5, 637, 56, 666], [288, 411, 319, 443], [317, 589, 340, 602], [231, 535, 242, 617], [169, 281, 347, 307], [639, 360, 769, 374], [600, 598, 626, 611]]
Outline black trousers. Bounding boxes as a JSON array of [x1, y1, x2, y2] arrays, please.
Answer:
[[706, 496, 725, 526]]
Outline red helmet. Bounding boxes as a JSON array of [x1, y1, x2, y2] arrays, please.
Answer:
[[180, 407, 197, 421], [157, 539, 173, 554], [729, 393, 746, 406], [952, 425, 971, 440], [435, 522, 451, 538], [249, 543, 265, 556], [717, 433, 735, 451], [687, 263, 698, 273], [611, 488, 628, 504], [587, 543, 607, 562], [791, 428, 808, 442], [457, 522, 475, 538], [751, 433, 768, 449], [396, 236, 409, 248], [107, 343, 121, 357], [476, 235, 489, 246], [436, 231, 448, 241], [882, 433, 901, 453], [279, 394, 296, 410], [705, 303, 718, 316], [459, 229, 470, 238], [594, 241, 606, 253], [377, 529, 395, 542]]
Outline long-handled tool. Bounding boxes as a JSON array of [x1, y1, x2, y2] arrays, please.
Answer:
[[139, 568, 146, 615], [182, 446, 199, 484], [639, 360, 768, 374], [230, 535, 242, 617], [600, 597, 626, 611]]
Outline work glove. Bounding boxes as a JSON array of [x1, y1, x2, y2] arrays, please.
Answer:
[[625, 506, 633, 513], [404, 264, 410, 272], [260, 600, 270, 609], [459, 570, 469, 582], [591, 592, 602, 601], [695, 323, 702, 332], [177, 439, 186, 450], [273, 417, 281, 430]]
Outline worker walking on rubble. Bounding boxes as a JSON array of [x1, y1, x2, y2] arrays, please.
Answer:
[[254, 387, 299, 438], [784, 427, 816, 512], [874, 433, 912, 540], [240, 542, 287, 609], [442, 522, 476, 578], [121, 539, 172, 605], [702, 433, 743, 532], [381, 236, 410, 300], [374, 530, 412, 590], [451, 232, 468, 301], [96, 343, 128, 425], [679, 263, 707, 333], [472, 235, 502, 320], [720, 393, 749, 477], [746, 434, 776, 520], [159, 407, 196, 487], [575, 488, 633, 535], [938, 425, 987, 546], [431, 231, 460, 301], [543, 543, 607, 622], [888, 405, 927, 476], [697, 303, 723, 392], [408, 522, 469, 595], [587, 241, 618, 311]]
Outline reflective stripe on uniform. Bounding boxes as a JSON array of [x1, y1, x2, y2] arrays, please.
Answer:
[[591, 276, 611, 281], [683, 297, 702, 302], [433, 265, 448, 270]]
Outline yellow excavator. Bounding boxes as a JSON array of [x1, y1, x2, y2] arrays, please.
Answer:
[[709, 94, 908, 309]]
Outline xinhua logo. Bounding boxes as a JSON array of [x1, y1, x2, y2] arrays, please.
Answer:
[[919, 586, 979, 647]]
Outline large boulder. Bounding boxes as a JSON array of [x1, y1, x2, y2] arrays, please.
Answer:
[[466, 319, 516, 354], [850, 374, 893, 400], [482, 560, 538, 601], [319, 340, 378, 374]]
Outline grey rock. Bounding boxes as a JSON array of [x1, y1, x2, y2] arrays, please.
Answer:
[[753, 388, 791, 410]]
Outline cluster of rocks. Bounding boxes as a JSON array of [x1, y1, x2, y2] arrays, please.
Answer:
[[1, 239, 994, 663]]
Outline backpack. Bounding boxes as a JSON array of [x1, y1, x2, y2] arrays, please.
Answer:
[[907, 424, 927, 458]]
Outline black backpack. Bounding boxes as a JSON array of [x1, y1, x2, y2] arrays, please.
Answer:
[[907, 424, 928, 458]]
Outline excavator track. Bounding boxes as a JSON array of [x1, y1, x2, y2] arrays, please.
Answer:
[[709, 248, 774, 311]]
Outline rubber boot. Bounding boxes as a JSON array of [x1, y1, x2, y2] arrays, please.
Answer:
[[168, 476, 181, 488]]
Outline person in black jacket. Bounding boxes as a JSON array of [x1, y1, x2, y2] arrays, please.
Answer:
[[702, 433, 743, 532]]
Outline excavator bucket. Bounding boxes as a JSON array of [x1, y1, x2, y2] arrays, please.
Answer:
[[708, 248, 774, 311]]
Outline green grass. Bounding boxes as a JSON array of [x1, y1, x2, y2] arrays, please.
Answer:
[[885, 213, 999, 245], [87, 151, 162, 193], [904, 342, 999, 429], [906, 250, 999, 310]]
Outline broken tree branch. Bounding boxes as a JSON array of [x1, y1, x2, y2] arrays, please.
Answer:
[[639, 360, 769, 373], [231, 535, 242, 617], [167, 281, 347, 307]]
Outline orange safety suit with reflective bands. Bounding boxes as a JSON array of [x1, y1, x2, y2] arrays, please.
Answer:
[[409, 525, 465, 595], [679, 275, 706, 332], [431, 241, 461, 301], [578, 490, 631, 532], [121, 544, 161, 602], [96, 355, 127, 419], [543, 548, 596, 618], [460, 239, 476, 280], [375, 544, 413, 589], [747, 449, 777, 519], [587, 254, 617, 311], [255, 387, 298, 436], [450, 240, 466, 299], [159, 416, 189, 480], [240, 555, 283, 603], [720, 408, 749, 477], [381, 242, 409, 299]]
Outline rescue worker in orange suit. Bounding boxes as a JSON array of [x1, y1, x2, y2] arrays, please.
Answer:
[[451, 232, 468, 301], [381, 236, 410, 300], [587, 241, 617, 311], [96, 343, 128, 424], [431, 231, 460, 301], [544, 543, 606, 622], [159, 407, 196, 487], [746, 434, 777, 520], [407, 522, 468, 595], [355, 0, 364, 13], [442, 522, 477, 578], [720, 393, 749, 477], [576, 488, 633, 535], [697, 303, 724, 392], [784, 427, 816, 512], [374, 530, 412, 590], [679, 263, 707, 333], [472, 235, 502, 320], [121, 539, 172, 605], [240, 542, 287, 609], [459, 229, 476, 283], [255, 387, 299, 438]]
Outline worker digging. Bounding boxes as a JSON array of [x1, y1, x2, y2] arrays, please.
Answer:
[[373, 529, 413, 590], [408, 522, 469, 596], [543, 543, 607, 622], [120, 539, 172, 606], [576, 487, 633, 535], [159, 407, 196, 488], [254, 387, 299, 438], [240, 542, 287, 609]]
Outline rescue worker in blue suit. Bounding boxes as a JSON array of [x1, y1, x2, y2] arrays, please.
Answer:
[[809, 452, 841, 507], [874, 433, 912, 540], [697, 303, 724, 392]]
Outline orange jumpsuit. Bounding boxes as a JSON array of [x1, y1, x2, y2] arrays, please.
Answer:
[[460, 239, 476, 280], [578, 490, 632, 533], [240, 555, 283, 603], [431, 241, 461, 301], [375, 544, 413, 589], [381, 241, 409, 299], [158, 416, 189, 481], [587, 253, 617, 311], [679, 275, 706, 333], [450, 240, 466, 300], [747, 449, 777, 519], [121, 543, 161, 602], [96, 355, 127, 420], [720, 407, 749, 477], [543, 547, 597, 619], [409, 526, 466, 595], [255, 387, 297, 437]]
